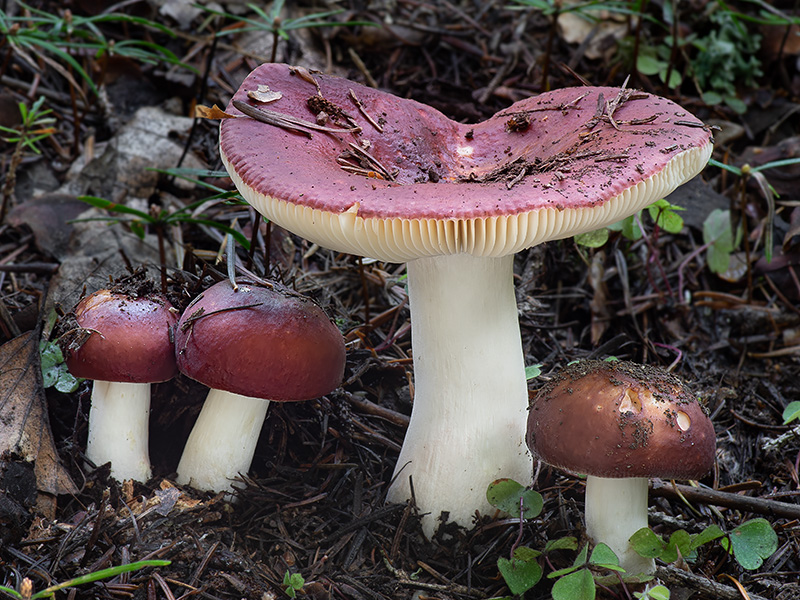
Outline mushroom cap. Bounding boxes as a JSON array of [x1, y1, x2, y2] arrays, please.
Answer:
[[66, 289, 179, 383], [174, 280, 345, 401], [527, 360, 715, 479], [220, 63, 713, 262]]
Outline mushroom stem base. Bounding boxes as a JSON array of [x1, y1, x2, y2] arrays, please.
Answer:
[[176, 388, 270, 494], [386, 253, 532, 538], [585, 475, 655, 575], [86, 380, 152, 482]]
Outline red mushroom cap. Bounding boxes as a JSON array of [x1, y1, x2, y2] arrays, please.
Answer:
[[174, 280, 345, 401], [66, 289, 179, 383], [527, 360, 716, 479], [220, 63, 713, 262]]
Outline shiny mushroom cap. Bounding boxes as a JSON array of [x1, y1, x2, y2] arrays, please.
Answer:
[[66, 289, 179, 383], [220, 63, 713, 262], [527, 360, 716, 479], [174, 279, 345, 401]]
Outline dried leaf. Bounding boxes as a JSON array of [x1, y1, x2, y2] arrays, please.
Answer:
[[247, 85, 282, 103], [0, 331, 77, 496], [194, 104, 236, 120]]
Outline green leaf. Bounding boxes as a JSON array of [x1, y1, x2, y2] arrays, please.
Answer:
[[486, 479, 543, 519], [77, 196, 152, 220], [723, 95, 748, 114], [702, 90, 723, 106], [497, 552, 542, 595], [54, 368, 80, 394], [634, 584, 671, 600], [575, 228, 609, 248], [551, 569, 596, 600], [637, 53, 664, 76], [545, 536, 579, 552], [616, 214, 643, 241], [630, 528, 665, 559], [662, 67, 682, 89], [782, 401, 800, 424], [703, 209, 735, 274], [525, 364, 542, 380], [661, 529, 693, 564], [39, 340, 63, 370], [589, 543, 625, 572], [648, 199, 685, 234], [690, 524, 725, 550], [726, 518, 778, 570]]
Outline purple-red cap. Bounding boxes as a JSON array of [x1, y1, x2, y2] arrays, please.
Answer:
[[220, 63, 713, 262], [527, 360, 716, 480], [174, 280, 345, 401], [66, 289, 179, 383]]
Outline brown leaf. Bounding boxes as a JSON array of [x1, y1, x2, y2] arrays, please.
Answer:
[[0, 331, 77, 497], [194, 104, 236, 120]]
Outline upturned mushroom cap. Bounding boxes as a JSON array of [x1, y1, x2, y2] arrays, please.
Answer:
[[220, 63, 713, 262], [527, 360, 715, 479], [174, 280, 345, 401], [66, 289, 179, 383]]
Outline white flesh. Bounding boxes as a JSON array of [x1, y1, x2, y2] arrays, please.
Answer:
[[585, 475, 656, 575], [176, 388, 270, 494], [85, 380, 152, 482], [386, 253, 533, 538]]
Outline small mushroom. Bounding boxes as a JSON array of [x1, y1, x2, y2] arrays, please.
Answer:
[[64, 289, 179, 482], [174, 279, 345, 494], [220, 63, 713, 537], [526, 360, 716, 575]]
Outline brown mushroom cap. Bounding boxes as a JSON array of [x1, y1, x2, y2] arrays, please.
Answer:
[[174, 280, 345, 401], [527, 360, 715, 479], [220, 63, 713, 262], [66, 289, 179, 383]]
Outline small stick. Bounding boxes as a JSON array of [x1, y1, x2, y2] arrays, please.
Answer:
[[348, 142, 395, 181], [349, 88, 383, 132], [650, 480, 800, 520], [232, 100, 360, 137]]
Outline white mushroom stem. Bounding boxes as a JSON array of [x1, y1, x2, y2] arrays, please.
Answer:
[[176, 389, 270, 493], [584, 475, 656, 575], [386, 253, 533, 538], [85, 381, 152, 482]]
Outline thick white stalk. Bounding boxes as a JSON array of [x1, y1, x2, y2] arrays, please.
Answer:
[[585, 475, 655, 575], [176, 389, 270, 493], [85, 380, 152, 482], [387, 253, 532, 538]]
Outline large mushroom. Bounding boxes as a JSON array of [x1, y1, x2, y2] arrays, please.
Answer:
[[527, 360, 716, 574], [174, 279, 345, 494], [64, 288, 179, 482], [219, 63, 713, 537]]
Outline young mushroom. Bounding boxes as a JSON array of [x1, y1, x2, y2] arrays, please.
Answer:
[[527, 360, 716, 575], [219, 63, 713, 537], [64, 288, 179, 482], [174, 279, 345, 494]]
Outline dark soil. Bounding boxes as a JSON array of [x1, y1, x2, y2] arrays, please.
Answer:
[[1, 1, 800, 599]]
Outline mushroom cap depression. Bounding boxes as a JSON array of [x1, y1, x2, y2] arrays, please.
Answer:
[[527, 360, 716, 480], [66, 289, 179, 383], [220, 63, 713, 263], [174, 280, 345, 401]]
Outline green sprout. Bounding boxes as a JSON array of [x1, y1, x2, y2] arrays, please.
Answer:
[[0, 560, 170, 599], [282, 571, 305, 599]]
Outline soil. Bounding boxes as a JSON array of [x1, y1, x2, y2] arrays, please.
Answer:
[[1, 1, 799, 599]]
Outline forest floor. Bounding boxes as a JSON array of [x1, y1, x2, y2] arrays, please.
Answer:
[[1, 1, 800, 599]]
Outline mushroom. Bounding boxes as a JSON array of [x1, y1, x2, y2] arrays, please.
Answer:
[[527, 360, 716, 575], [174, 279, 346, 494], [64, 288, 179, 482], [219, 63, 713, 537]]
